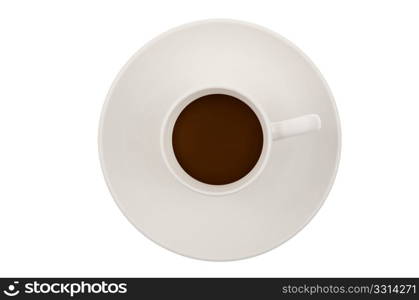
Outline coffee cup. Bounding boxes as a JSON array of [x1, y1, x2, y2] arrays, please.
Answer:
[[161, 87, 321, 196]]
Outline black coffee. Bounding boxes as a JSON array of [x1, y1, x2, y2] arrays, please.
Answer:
[[172, 94, 263, 185]]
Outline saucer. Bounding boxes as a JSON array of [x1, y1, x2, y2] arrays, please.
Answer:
[[99, 19, 341, 261]]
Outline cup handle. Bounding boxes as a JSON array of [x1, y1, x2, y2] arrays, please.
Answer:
[[271, 114, 321, 140]]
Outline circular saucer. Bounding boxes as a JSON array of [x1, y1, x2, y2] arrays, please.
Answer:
[[99, 19, 341, 261]]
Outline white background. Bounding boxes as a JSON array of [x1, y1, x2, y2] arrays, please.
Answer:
[[1, 0, 418, 277]]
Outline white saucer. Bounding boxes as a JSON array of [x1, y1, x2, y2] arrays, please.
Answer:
[[99, 19, 341, 261]]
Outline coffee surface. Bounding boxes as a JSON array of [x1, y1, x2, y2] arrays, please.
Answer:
[[172, 94, 263, 185]]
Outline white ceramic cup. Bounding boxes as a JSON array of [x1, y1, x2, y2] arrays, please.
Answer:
[[161, 87, 321, 196]]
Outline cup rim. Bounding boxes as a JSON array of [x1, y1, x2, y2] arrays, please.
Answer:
[[160, 86, 272, 196]]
